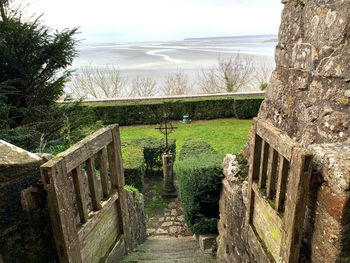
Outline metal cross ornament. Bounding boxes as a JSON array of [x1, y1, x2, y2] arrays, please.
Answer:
[[155, 114, 177, 153]]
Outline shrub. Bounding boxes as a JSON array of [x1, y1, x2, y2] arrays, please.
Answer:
[[122, 145, 145, 193], [176, 154, 223, 234], [122, 138, 176, 176], [179, 138, 216, 161], [139, 138, 176, 171], [233, 97, 264, 119]]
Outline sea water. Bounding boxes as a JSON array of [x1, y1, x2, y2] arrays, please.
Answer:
[[68, 34, 277, 96]]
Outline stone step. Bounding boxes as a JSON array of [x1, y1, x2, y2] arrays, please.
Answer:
[[122, 236, 216, 263]]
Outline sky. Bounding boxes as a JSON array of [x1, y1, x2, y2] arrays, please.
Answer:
[[20, 0, 283, 43]]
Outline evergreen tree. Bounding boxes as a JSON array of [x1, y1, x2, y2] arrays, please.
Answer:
[[0, 7, 81, 150]]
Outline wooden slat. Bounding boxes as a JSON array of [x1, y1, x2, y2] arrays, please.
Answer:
[[256, 121, 298, 162], [258, 140, 270, 189], [252, 184, 284, 261], [43, 127, 113, 173], [78, 192, 119, 242], [281, 149, 313, 263], [72, 167, 89, 224], [275, 155, 289, 212], [246, 119, 259, 226], [252, 135, 263, 181], [98, 149, 110, 198], [85, 157, 102, 211], [107, 124, 132, 250], [40, 159, 82, 263], [266, 148, 278, 199], [252, 183, 284, 231]]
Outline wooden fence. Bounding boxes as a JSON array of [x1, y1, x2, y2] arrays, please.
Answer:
[[40, 124, 131, 263], [246, 119, 313, 263]]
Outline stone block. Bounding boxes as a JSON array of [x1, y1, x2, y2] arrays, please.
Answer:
[[0, 140, 44, 182], [309, 141, 350, 193], [198, 234, 217, 252]]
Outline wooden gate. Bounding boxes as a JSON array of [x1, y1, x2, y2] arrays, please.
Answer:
[[40, 124, 131, 263], [246, 119, 313, 263]]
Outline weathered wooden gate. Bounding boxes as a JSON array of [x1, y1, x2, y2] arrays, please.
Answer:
[[246, 119, 313, 263], [40, 124, 131, 263]]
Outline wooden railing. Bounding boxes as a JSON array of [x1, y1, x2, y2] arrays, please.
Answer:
[[246, 119, 313, 263], [40, 124, 131, 263]]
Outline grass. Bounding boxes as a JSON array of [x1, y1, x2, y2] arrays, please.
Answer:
[[119, 118, 252, 159], [143, 178, 165, 218]]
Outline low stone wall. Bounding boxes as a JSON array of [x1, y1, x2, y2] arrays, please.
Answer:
[[217, 154, 256, 263], [125, 189, 147, 248], [0, 140, 57, 262], [59, 91, 266, 104]]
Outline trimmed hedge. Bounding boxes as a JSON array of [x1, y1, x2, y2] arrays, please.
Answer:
[[139, 138, 176, 172], [176, 154, 223, 234], [176, 138, 223, 234], [122, 144, 145, 193], [179, 138, 216, 161], [233, 97, 264, 119], [122, 138, 176, 176], [84, 96, 263, 126]]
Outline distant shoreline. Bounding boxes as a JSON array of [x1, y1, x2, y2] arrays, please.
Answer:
[[184, 34, 277, 41]]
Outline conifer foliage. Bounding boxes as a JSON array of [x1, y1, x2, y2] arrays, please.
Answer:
[[0, 3, 80, 150]]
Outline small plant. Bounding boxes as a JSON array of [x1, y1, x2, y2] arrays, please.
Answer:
[[124, 185, 140, 197], [295, 0, 305, 7], [260, 82, 268, 91]]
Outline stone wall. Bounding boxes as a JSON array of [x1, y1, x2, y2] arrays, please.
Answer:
[[217, 155, 256, 263], [125, 189, 147, 248], [259, 0, 350, 147], [0, 140, 57, 263], [218, 0, 350, 262]]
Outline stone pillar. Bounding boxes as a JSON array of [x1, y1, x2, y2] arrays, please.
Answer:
[[161, 152, 177, 198]]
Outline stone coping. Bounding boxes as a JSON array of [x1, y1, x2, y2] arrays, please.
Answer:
[[58, 91, 266, 104]]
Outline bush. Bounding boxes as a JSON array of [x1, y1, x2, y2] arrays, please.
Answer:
[[179, 138, 216, 161], [176, 154, 223, 234], [122, 138, 176, 176], [122, 145, 145, 193], [233, 97, 264, 119]]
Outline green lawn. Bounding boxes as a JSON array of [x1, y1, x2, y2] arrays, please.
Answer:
[[119, 118, 252, 158]]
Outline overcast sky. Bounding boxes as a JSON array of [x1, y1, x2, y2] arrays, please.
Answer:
[[22, 0, 283, 43]]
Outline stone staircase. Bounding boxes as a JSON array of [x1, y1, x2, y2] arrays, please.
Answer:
[[122, 235, 216, 263]]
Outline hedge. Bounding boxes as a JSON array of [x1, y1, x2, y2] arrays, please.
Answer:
[[179, 138, 216, 161], [176, 138, 223, 234], [176, 154, 223, 234], [84, 96, 263, 126], [122, 138, 176, 176], [121, 144, 145, 193], [233, 97, 264, 119]]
